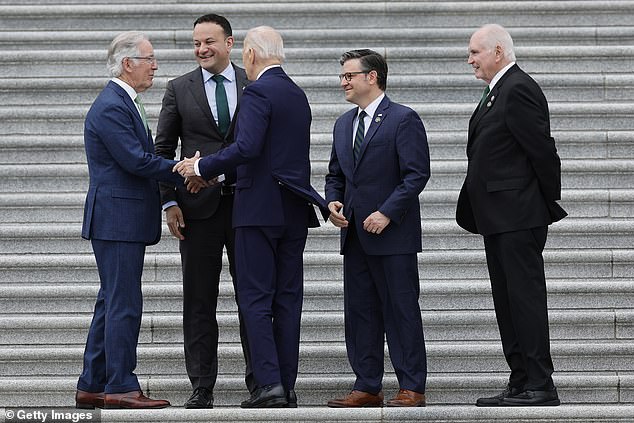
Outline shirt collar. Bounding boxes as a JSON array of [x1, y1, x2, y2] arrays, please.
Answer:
[[358, 93, 385, 119], [111, 77, 138, 102], [257, 64, 282, 80], [201, 63, 235, 83], [488, 62, 515, 91]]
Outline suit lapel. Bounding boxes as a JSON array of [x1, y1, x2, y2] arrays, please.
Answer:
[[188, 69, 221, 136], [468, 64, 519, 141], [109, 81, 152, 149], [354, 96, 390, 170]]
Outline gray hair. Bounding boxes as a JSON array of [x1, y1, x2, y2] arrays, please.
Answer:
[[106, 31, 148, 77], [244, 26, 285, 62], [479, 24, 516, 62]]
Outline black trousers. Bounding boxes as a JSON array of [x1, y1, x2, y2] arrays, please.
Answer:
[[483, 226, 555, 391], [179, 195, 255, 393]]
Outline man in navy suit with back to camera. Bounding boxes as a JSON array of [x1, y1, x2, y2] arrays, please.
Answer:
[[173, 26, 329, 408], [456, 24, 567, 407], [325, 49, 430, 408], [75, 31, 201, 410]]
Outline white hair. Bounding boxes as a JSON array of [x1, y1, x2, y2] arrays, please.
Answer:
[[106, 31, 148, 77], [244, 26, 285, 62], [479, 24, 516, 61]]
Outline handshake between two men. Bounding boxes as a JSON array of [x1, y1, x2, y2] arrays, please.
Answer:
[[173, 151, 219, 194]]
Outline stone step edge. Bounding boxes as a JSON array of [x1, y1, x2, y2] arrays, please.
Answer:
[[1, 2, 634, 17], [1, 404, 634, 423], [2, 341, 634, 359], [1, 307, 626, 325]]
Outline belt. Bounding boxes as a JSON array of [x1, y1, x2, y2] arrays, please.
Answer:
[[220, 185, 235, 196]]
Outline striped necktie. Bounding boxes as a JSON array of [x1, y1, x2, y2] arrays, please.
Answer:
[[353, 110, 367, 164]]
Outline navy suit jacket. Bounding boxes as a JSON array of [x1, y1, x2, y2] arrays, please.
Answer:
[[82, 80, 183, 245], [456, 64, 567, 236], [197, 67, 328, 228], [325, 95, 430, 255]]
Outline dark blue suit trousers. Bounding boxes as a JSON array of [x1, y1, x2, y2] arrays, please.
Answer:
[[77, 239, 145, 394]]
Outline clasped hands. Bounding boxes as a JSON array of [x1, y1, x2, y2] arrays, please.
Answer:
[[327, 201, 390, 234], [173, 151, 219, 194]]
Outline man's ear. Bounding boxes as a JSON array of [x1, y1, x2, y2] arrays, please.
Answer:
[[367, 69, 378, 85]]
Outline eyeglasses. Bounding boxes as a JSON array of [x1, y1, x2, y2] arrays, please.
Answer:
[[129, 56, 157, 65], [338, 71, 369, 82]]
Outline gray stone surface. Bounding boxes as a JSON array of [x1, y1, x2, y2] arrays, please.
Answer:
[[1, 0, 634, 418]]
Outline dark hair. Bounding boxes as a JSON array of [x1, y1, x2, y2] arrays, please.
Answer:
[[194, 14, 232, 37], [339, 49, 387, 91]]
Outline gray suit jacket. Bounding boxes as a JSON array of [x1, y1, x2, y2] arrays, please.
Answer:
[[155, 63, 248, 219]]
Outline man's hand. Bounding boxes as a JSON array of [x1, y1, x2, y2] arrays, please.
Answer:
[[328, 201, 348, 228], [165, 205, 185, 240], [185, 176, 210, 194], [173, 150, 200, 177], [363, 211, 390, 234]]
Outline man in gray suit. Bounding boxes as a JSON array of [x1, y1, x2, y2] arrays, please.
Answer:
[[154, 13, 253, 408]]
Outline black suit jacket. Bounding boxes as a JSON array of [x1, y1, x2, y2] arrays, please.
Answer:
[[456, 64, 567, 235], [155, 63, 249, 219]]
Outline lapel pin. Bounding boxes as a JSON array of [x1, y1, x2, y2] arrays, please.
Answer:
[[487, 96, 495, 107], [375, 113, 383, 123]]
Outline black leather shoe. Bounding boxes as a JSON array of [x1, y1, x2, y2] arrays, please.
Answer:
[[184, 387, 213, 409], [240, 383, 288, 408], [476, 384, 523, 407], [501, 388, 560, 406], [285, 389, 297, 408]]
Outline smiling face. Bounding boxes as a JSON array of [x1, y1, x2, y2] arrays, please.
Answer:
[[340, 58, 376, 108], [468, 29, 502, 84], [193, 21, 233, 74]]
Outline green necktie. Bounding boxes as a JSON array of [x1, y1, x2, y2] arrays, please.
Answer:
[[478, 86, 491, 110], [353, 110, 367, 164], [212, 74, 230, 137], [134, 96, 148, 133]]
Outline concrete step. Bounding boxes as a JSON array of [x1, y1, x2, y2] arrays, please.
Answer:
[[1, 275, 634, 317], [2, 340, 633, 377], [0, 249, 632, 287], [2, 1, 634, 32], [3, 129, 631, 168], [4, 73, 634, 107], [3, 101, 634, 136], [4, 26, 634, 50], [0, 218, 632, 254], [0, 159, 632, 194], [0, 372, 634, 410], [2, 45, 634, 79], [3, 308, 631, 346], [2, 188, 631, 224]]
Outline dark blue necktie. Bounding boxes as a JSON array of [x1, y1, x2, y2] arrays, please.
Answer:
[[353, 110, 367, 163]]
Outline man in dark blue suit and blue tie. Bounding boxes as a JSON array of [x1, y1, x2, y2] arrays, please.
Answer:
[[325, 49, 430, 408], [174, 26, 328, 408], [75, 32, 197, 410]]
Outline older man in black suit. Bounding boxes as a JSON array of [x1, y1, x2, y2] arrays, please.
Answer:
[[154, 13, 253, 408], [456, 24, 567, 407]]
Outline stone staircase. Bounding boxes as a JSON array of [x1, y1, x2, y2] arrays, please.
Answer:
[[1, 1, 634, 422]]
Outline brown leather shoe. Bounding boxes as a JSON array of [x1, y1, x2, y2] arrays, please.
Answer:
[[327, 390, 384, 408], [104, 390, 170, 409], [75, 390, 104, 409], [386, 389, 426, 407]]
